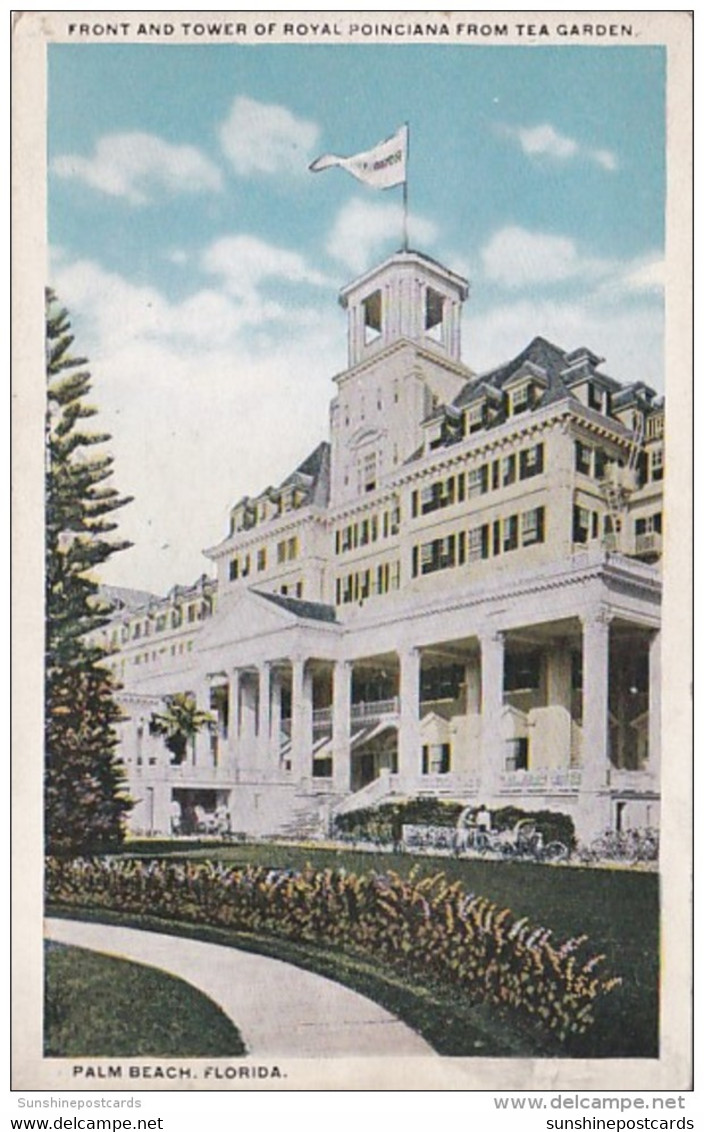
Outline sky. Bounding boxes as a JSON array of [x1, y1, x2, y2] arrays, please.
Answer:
[[48, 42, 666, 595]]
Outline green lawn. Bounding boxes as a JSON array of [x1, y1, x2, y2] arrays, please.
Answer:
[[109, 839, 659, 1059], [44, 941, 246, 1058]]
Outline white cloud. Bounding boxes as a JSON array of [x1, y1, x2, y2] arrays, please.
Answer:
[[481, 226, 610, 289], [515, 123, 578, 161], [466, 295, 663, 393], [503, 122, 618, 172], [219, 96, 319, 176], [620, 257, 665, 292], [201, 234, 332, 298], [51, 132, 223, 205], [326, 199, 438, 273], [50, 256, 346, 593]]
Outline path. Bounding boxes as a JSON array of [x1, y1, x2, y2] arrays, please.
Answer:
[[45, 918, 434, 1057]]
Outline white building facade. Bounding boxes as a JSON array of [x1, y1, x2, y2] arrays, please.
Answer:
[[99, 250, 664, 843]]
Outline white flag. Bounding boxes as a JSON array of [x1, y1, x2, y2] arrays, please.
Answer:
[[309, 125, 407, 190]]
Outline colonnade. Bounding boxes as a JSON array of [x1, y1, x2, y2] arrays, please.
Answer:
[[187, 613, 660, 798]]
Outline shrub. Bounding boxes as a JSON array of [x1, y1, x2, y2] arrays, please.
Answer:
[[334, 801, 576, 851], [46, 857, 619, 1042]]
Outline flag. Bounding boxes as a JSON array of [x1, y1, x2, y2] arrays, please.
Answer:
[[309, 125, 407, 190]]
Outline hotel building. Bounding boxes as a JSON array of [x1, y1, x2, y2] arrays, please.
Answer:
[[98, 249, 664, 842]]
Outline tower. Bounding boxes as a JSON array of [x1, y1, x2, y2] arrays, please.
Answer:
[[329, 250, 473, 506]]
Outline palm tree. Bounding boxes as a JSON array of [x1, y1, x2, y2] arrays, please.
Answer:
[[149, 692, 214, 766]]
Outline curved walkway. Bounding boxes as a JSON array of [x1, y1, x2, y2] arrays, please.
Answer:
[[45, 918, 434, 1057]]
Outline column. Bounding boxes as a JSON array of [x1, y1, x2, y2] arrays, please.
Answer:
[[270, 668, 283, 774], [580, 612, 611, 791], [332, 660, 352, 792], [648, 630, 661, 782], [290, 657, 312, 784], [480, 630, 505, 794], [398, 647, 421, 782], [228, 669, 241, 771], [464, 658, 481, 714], [193, 679, 212, 767], [258, 662, 272, 768]]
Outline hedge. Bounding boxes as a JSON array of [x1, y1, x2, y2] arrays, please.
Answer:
[[46, 857, 619, 1042], [335, 801, 576, 851]]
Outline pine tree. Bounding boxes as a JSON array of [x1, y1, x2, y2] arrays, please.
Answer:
[[45, 288, 134, 856]]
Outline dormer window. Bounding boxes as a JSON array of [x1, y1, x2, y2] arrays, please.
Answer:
[[509, 383, 532, 415], [588, 383, 609, 414], [466, 402, 485, 434], [363, 290, 382, 345]]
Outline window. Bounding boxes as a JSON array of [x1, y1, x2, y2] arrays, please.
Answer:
[[257, 548, 267, 572], [229, 558, 239, 581], [287, 537, 298, 560], [520, 443, 544, 479], [187, 604, 197, 623], [422, 744, 451, 774], [156, 614, 167, 632], [363, 452, 377, 493], [635, 513, 662, 536], [650, 447, 664, 482], [510, 383, 531, 415], [241, 554, 250, 578], [468, 464, 489, 497], [171, 608, 182, 629], [425, 287, 445, 340], [575, 441, 592, 475], [468, 524, 490, 562], [466, 402, 485, 434], [295, 581, 303, 598], [363, 289, 382, 344], [507, 737, 529, 771], [573, 506, 591, 544], [521, 506, 545, 546], [502, 454, 516, 486], [588, 384, 609, 414], [503, 515, 519, 552], [277, 541, 286, 564], [416, 534, 457, 576]]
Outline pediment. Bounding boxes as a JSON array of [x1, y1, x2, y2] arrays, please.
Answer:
[[196, 588, 300, 651]]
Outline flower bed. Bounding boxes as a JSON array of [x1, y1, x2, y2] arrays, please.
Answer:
[[46, 857, 620, 1042]]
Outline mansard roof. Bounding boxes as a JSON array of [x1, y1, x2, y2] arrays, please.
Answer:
[[451, 335, 648, 420], [254, 590, 338, 623], [99, 584, 161, 613], [453, 336, 573, 411], [280, 440, 331, 508]]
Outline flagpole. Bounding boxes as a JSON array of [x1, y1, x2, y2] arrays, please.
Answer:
[[402, 122, 410, 252]]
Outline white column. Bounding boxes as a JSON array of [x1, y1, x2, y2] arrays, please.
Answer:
[[581, 612, 611, 791], [648, 630, 661, 781], [398, 647, 421, 782], [464, 658, 481, 714], [228, 669, 241, 772], [270, 668, 283, 773], [332, 660, 352, 792], [193, 679, 212, 767], [258, 662, 271, 768], [480, 630, 505, 794], [291, 658, 312, 783]]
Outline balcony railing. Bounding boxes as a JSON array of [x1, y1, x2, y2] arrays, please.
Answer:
[[352, 698, 399, 720]]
